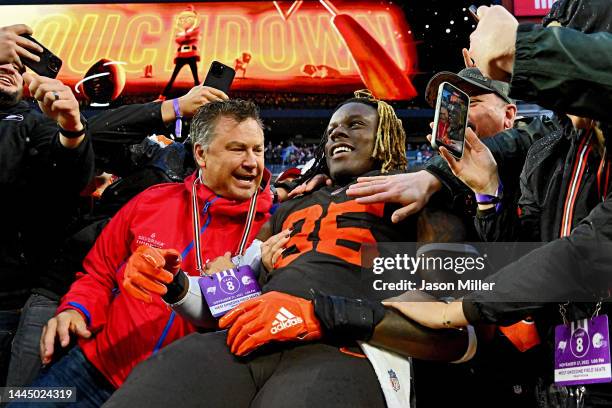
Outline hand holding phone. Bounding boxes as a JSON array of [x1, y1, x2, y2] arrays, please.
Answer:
[[18, 34, 62, 78], [177, 85, 229, 118], [438, 126, 500, 197], [203, 61, 235, 94], [0, 24, 43, 69], [430, 82, 470, 160]]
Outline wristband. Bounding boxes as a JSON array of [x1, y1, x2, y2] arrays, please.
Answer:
[[475, 179, 503, 212], [59, 121, 87, 139], [162, 269, 188, 304], [312, 291, 385, 342], [173, 98, 182, 139]]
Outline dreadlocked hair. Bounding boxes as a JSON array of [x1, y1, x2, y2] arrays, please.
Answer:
[[299, 89, 407, 184]]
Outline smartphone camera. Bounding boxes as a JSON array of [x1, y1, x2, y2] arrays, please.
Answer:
[[48, 57, 61, 73], [211, 63, 225, 77], [203, 61, 235, 94]]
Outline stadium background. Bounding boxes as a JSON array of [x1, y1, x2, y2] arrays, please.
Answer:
[[1, 0, 554, 175]]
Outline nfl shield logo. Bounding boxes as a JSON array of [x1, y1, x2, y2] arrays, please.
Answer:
[[388, 369, 400, 392]]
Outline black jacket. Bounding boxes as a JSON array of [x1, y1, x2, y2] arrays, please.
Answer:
[[459, 26, 612, 404], [425, 116, 558, 229], [463, 25, 612, 324], [0, 101, 94, 309]]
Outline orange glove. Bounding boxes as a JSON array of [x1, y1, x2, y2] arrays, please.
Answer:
[[123, 245, 181, 303], [219, 291, 322, 356]]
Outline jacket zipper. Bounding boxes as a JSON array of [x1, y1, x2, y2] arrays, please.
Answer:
[[154, 197, 218, 354]]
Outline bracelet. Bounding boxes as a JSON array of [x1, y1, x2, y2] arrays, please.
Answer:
[[475, 179, 503, 212], [59, 122, 87, 139], [475, 179, 503, 204], [173, 98, 183, 139], [442, 302, 453, 328]]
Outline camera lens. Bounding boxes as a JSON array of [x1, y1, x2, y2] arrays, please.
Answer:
[[211, 64, 224, 76], [48, 58, 60, 72]]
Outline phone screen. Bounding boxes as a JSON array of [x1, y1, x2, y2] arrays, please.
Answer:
[[432, 82, 470, 159], [468, 5, 479, 22]]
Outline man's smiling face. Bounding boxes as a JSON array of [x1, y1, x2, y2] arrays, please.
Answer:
[[195, 115, 265, 201], [325, 102, 378, 182], [0, 63, 23, 107]]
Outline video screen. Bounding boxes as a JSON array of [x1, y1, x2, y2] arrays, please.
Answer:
[[0, 2, 418, 103], [435, 84, 468, 157]]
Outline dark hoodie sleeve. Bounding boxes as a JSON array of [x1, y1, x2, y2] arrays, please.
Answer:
[[463, 191, 612, 325], [89, 102, 169, 174], [511, 25, 612, 123], [30, 112, 94, 195], [474, 117, 558, 242], [425, 118, 551, 242]]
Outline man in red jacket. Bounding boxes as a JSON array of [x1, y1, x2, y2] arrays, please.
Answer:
[[30, 99, 272, 406]]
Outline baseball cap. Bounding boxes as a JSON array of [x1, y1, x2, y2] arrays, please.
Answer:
[[275, 167, 302, 183], [425, 67, 513, 108]]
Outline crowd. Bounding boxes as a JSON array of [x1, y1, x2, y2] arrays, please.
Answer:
[[1, 1, 612, 407], [265, 142, 433, 175], [122, 92, 360, 110], [264, 141, 317, 166]]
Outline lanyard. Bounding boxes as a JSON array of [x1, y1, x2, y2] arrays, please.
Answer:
[[190, 170, 259, 275], [560, 128, 593, 237], [597, 146, 610, 202]]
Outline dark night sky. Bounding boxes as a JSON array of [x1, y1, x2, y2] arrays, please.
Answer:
[[395, 0, 501, 107]]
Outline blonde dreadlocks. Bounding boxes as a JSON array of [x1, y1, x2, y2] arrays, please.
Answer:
[[300, 89, 407, 183], [353, 89, 407, 173]]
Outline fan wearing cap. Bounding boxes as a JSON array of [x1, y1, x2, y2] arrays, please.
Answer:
[[425, 67, 516, 139], [347, 66, 555, 233]]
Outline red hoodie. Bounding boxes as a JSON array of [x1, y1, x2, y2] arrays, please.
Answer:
[[57, 171, 272, 388]]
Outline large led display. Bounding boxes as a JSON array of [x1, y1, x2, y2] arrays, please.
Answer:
[[0, 1, 418, 101]]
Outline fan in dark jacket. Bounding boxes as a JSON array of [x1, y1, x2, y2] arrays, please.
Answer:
[[387, 3, 612, 406], [0, 24, 94, 386]]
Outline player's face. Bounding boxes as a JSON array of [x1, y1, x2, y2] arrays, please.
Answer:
[[325, 102, 378, 182], [0, 63, 23, 106], [195, 116, 265, 201]]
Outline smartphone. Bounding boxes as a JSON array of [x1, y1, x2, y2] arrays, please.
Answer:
[[19, 34, 62, 79], [430, 82, 470, 160], [468, 5, 479, 22], [203, 61, 235, 94]]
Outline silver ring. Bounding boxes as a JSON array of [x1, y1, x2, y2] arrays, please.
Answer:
[[52, 91, 59, 101]]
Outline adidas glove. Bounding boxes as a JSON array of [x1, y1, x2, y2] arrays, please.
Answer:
[[123, 245, 182, 303], [219, 291, 322, 356]]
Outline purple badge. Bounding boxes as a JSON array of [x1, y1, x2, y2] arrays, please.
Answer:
[[199, 266, 261, 318], [554, 315, 611, 386]]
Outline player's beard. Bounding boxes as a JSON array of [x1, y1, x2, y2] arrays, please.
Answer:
[[0, 88, 20, 108]]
